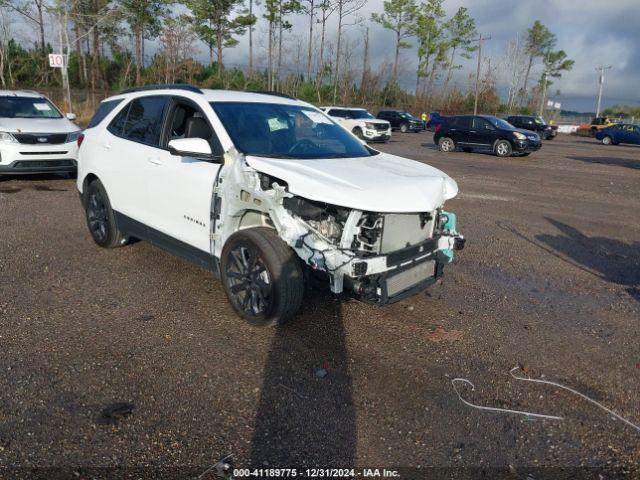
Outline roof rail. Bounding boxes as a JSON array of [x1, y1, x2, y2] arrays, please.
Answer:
[[251, 90, 296, 100], [120, 83, 203, 94]]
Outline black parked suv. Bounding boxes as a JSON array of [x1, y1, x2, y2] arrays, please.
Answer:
[[377, 110, 423, 133], [433, 115, 542, 157], [506, 115, 558, 140]]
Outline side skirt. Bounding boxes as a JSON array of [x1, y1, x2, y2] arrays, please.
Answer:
[[114, 211, 220, 276]]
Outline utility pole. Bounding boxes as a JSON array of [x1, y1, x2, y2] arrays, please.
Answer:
[[539, 71, 548, 116], [595, 65, 612, 117], [56, 5, 72, 114], [473, 34, 491, 115]]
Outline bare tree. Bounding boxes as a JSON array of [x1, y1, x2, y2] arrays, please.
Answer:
[[332, 0, 365, 103], [158, 16, 199, 83], [1, 0, 47, 52], [316, 0, 336, 84], [0, 9, 14, 86], [300, 0, 316, 79], [502, 34, 527, 113]]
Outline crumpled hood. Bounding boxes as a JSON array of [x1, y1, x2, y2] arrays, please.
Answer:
[[0, 117, 79, 134], [246, 152, 458, 212]]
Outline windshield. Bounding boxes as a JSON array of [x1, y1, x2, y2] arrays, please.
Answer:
[[211, 102, 374, 159], [349, 110, 374, 120], [0, 96, 62, 119], [489, 117, 516, 130]]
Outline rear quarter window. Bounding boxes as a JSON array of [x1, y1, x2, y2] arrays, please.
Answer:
[[87, 99, 123, 128]]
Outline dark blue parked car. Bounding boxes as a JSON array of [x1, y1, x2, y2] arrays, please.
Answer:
[[426, 111, 447, 131], [595, 124, 640, 146]]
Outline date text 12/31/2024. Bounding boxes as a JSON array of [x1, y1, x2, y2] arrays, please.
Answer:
[[233, 468, 400, 478]]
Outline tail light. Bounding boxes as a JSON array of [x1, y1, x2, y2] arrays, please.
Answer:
[[77, 133, 84, 147], [435, 124, 442, 133]]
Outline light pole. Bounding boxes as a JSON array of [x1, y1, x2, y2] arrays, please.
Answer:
[[473, 34, 491, 115], [595, 65, 612, 117]]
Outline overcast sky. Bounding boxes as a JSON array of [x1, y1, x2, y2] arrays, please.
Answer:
[[24, 0, 640, 112], [217, 0, 640, 112]]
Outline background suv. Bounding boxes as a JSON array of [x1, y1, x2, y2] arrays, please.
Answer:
[[376, 110, 423, 133], [434, 115, 542, 157], [77, 84, 463, 325], [321, 106, 391, 142], [0, 90, 80, 176], [506, 115, 558, 140]]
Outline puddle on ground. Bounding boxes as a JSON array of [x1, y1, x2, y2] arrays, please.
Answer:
[[95, 402, 135, 425]]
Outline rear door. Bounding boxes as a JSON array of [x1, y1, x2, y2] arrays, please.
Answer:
[[100, 95, 170, 225], [145, 96, 223, 254], [452, 116, 472, 144]]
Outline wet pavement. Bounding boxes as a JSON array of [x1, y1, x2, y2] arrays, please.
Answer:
[[0, 133, 639, 478]]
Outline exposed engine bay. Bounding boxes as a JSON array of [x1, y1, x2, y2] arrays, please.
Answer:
[[212, 148, 465, 303]]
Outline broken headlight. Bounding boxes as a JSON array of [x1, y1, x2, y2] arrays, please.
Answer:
[[283, 196, 349, 243]]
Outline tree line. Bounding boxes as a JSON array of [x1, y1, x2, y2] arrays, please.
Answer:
[[0, 0, 574, 116]]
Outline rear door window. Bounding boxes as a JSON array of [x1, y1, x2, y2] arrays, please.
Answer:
[[107, 96, 169, 147], [122, 96, 169, 146], [457, 117, 472, 129]]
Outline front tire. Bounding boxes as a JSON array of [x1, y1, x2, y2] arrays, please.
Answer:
[[352, 127, 364, 140], [84, 179, 127, 248], [494, 140, 513, 157], [221, 227, 304, 326], [438, 137, 455, 153]]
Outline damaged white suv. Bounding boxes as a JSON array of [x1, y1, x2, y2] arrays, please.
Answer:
[[77, 85, 464, 325]]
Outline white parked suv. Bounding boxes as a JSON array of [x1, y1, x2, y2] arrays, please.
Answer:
[[321, 106, 392, 142], [77, 85, 464, 325], [0, 90, 81, 176]]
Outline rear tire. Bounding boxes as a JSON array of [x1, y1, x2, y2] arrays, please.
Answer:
[[601, 135, 613, 145], [84, 179, 127, 248], [438, 137, 455, 153], [494, 140, 513, 157], [220, 227, 304, 326], [590, 128, 598, 137], [400, 123, 409, 133]]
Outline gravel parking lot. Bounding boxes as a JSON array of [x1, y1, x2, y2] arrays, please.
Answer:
[[1, 133, 639, 477]]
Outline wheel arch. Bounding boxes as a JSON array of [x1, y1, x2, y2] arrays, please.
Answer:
[[80, 173, 100, 206], [493, 137, 514, 149]]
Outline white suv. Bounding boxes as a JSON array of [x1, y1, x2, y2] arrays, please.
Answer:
[[322, 106, 392, 142], [0, 90, 81, 176], [78, 85, 464, 325]]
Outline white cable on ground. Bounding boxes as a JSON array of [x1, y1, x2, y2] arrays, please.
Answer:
[[509, 366, 640, 434], [451, 378, 564, 421]]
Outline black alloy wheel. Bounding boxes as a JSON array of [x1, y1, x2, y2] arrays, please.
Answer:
[[225, 244, 273, 318]]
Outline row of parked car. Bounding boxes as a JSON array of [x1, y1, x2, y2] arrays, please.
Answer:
[[320, 106, 426, 142], [2, 88, 637, 180]]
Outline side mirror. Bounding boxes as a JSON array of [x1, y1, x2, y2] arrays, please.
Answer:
[[66, 112, 77, 121], [168, 138, 217, 161]]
